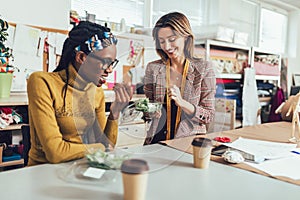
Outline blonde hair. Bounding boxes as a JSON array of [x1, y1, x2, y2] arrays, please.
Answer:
[[152, 12, 197, 62]]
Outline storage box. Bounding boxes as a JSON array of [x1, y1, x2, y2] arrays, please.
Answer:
[[254, 62, 280, 76], [194, 25, 234, 43], [216, 26, 235, 43], [234, 31, 249, 45]]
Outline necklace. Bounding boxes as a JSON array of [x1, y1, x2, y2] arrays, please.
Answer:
[[176, 77, 179, 80]]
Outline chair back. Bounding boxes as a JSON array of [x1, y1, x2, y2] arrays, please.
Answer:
[[21, 124, 31, 166]]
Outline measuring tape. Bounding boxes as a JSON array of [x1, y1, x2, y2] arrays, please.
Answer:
[[166, 59, 189, 140]]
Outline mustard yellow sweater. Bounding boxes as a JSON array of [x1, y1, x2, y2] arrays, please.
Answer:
[[27, 65, 118, 166]]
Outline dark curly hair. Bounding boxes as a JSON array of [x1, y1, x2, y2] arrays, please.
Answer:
[[54, 21, 117, 108]]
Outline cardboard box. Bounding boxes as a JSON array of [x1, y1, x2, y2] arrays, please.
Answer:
[[194, 25, 234, 43], [216, 26, 235, 43]]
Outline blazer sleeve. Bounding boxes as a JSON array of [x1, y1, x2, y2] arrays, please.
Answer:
[[190, 61, 216, 124], [144, 62, 155, 101]]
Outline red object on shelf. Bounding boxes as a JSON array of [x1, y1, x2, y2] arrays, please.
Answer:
[[216, 79, 236, 84]]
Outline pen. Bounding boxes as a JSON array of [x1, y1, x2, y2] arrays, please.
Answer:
[[291, 151, 300, 155]]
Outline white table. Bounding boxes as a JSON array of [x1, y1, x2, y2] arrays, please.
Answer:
[[1, 144, 300, 200]]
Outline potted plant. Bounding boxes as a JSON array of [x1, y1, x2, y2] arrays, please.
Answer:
[[0, 18, 14, 98]]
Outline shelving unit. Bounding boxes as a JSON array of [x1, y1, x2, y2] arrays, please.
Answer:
[[251, 46, 281, 85], [199, 39, 251, 62], [196, 39, 282, 82], [195, 39, 251, 128], [196, 39, 282, 126], [0, 93, 28, 169], [0, 93, 28, 132], [250, 47, 281, 123]]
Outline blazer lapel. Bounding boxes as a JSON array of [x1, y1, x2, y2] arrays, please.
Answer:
[[183, 62, 195, 100]]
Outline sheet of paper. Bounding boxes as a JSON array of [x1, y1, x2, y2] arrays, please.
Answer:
[[48, 46, 57, 72], [224, 137, 297, 160], [13, 24, 41, 56], [55, 33, 67, 55], [37, 31, 47, 57], [247, 154, 300, 180], [11, 24, 43, 77], [83, 167, 105, 179]]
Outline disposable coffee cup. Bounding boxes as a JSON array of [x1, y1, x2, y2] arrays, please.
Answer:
[[191, 138, 213, 169], [121, 159, 149, 200]]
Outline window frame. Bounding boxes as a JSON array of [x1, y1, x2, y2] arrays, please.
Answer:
[[258, 2, 288, 53]]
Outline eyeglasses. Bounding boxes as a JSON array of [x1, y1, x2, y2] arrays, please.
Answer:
[[88, 53, 119, 70]]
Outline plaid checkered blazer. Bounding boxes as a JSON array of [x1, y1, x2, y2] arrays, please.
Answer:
[[144, 59, 216, 139]]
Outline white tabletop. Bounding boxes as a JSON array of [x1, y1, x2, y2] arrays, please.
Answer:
[[1, 144, 300, 200]]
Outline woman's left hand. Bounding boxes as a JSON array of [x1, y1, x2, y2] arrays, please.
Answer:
[[168, 85, 184, 107], [109, 83, 133, 120], [168, 85, 195, 116]]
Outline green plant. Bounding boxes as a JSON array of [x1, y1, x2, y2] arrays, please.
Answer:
[[0, 18, 13, 72]]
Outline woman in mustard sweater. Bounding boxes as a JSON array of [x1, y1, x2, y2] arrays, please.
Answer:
[[27, 21, 132, 166]]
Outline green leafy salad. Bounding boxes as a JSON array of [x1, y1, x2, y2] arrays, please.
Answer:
[[135, 98, 162, 113], [86, 150, 130, 170]]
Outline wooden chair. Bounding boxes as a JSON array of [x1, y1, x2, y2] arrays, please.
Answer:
[[208, 98, 236, 133], [21, 124, 31, 166]]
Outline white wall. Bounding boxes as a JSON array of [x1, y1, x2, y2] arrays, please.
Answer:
[[287, 11, 300, 94], [0, 0, 70, 30], [1, 0, 299, 91]]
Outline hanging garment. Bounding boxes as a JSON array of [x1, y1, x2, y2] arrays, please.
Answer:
[[242, 68, 261, 126], [268, 87, 285, 122]]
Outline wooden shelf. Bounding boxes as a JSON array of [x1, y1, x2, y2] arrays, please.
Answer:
[[0, 123, 27, 131], [259, 97, 272, 102], [0, 92, 28, 106], [104, 92, 145, 103], [0, 159, 24, 167], [255, 75, 280, 81], [216, 73, 242, 79], [196, 39, 250, 51]]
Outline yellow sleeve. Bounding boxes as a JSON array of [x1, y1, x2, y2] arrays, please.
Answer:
[[94, 89, 118, 146], [27, 73, 90, 163]]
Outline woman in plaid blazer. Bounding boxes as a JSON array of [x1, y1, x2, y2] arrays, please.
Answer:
[[144, 12, 216, 144]]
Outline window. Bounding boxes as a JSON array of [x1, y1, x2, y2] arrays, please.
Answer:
[[229, 0, 259, 46], [259, 7, 287, 53], [71, 0, 145, 27], [152, 0, 208, 27]]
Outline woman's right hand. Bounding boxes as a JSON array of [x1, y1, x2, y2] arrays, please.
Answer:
[[109, 83, 133, 120]]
